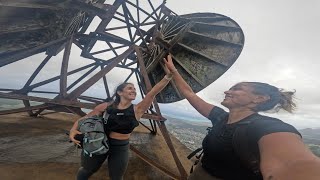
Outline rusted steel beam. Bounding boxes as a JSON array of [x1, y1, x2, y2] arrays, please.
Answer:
[[81, 0, 123, 52], [72, 38, 84, 50], [157, 121, 188, 180], [64, 106, 87, 117], [135, 70, 147, 99], [105, 41, 119, 56], [0, 104, 53, 115], [0, 37, 67, 67], [60, 36, 73, 97], [152, 119, 157, 134], [138, 121, 154, 133], [145, 23, 193, 74], [0, 92, 96, 109], [135, 46, 152, 92], [121, 4, 134, 42], [100, 65, 111, 99], [105, 25, 130, 31], [78, 96, 104, 104], [22, 100, 35, 116], [0, 19, 50, 36], [46, 41, 68, 56], [125, 1, 158, 22], [135, 48, 163, 121], [162, 3, 175, 16], [22, 90, 59, 95], [121, 60, 137, 68], [33, 108, 46, 116], [67, 65, 99, 91], [135, 47, 161, 113], [135, 46, 188, 179], [23, 55, 52, 90], [147, 0, 160, 19], [96, 32, 132, 46], [0, 1, 109, 18], [78, 16, 95, 34], [96, 0, 125, 32], [112, 16, 132, 24], [91, 44, 127, 55], [67, 0, 109, 19], [136, 0, 140, 24], [0, 1, 60, 10], [134, 65, 158, 124], [129, 145, 180, 180], [122, 3, 149, 48], [29, 62, 96, 90], [80, 96, 105, 102], [141, 3, 163, 24], [67, 46, 134, 99], [0, 88, 16, 92]]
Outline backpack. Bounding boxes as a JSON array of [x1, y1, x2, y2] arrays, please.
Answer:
[[78, 112, 109, 157]]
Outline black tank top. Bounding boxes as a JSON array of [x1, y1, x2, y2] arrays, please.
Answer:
[[104, 104, 139, 134], [202, 106, 301, 180]]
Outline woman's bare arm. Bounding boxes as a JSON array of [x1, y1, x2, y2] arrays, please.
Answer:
[[259, 132, 320, 179], [164, 54, 214, 118], [135, 73, 171, 120]]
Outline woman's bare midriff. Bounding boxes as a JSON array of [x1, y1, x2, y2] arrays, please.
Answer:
[[109, 131, 130, 140]]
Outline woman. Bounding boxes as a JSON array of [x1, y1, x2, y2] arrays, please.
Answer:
[[164, 54, 320, 180], [69, 68, 173, 180]]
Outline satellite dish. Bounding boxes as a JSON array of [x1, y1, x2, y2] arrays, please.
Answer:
[[140, 13, 245, 103]]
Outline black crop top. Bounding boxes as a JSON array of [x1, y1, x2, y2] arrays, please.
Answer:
[[104, 104, 139, 134]]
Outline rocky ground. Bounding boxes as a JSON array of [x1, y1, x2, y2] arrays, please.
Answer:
[[0, 112, 193, 180]]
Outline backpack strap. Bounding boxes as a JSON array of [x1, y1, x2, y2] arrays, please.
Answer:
[[84, 136, 105, 143], [83, 146, 106, 157], [232, 116, 281, 175], [187, 147, 204, 174], [102, 109, 110, 146], [187, 119, 226, 174], [103, 110, 109, 122], [232, 120, 260, 175], [187, 147, 203, 159]]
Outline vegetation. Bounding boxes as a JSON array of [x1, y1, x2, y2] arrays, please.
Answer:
[[308, 144, 320, 157]]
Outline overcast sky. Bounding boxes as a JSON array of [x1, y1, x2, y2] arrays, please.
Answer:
[[1, 0, 320, 129], [161, 0, 320, 129]]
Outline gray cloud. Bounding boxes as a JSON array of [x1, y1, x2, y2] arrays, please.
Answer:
[[1, 0, 319, 129], [163, 0, 320, 129]]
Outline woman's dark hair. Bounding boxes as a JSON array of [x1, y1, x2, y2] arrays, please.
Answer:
[[245, 82, 296, 113], [111, 82, 133, 107]]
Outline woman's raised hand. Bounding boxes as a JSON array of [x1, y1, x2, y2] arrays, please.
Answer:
[[163, 54, 177, 73]]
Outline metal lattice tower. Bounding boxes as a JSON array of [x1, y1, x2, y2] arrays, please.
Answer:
[[0, 0, 245, 179]]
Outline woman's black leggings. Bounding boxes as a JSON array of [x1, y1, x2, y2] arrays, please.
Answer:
[[77, 138, 130, 180]]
